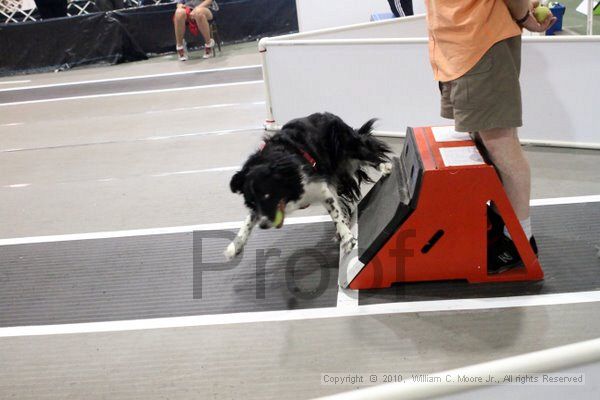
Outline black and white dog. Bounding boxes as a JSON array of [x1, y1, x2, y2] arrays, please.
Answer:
[[225, 112, 392, 260]]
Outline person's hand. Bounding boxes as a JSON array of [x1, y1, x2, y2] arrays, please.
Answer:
[[521, 1, 557, 32]]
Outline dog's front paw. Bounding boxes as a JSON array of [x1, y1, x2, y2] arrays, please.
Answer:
[[332, 232, 341, 243], [224, 241, 241, 260], [341, 235, 357, 254], [379, 162, 393, 177]]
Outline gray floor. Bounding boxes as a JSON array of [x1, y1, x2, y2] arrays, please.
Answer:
[[1, 303, 599, 400], [1, 41, 599, 399]]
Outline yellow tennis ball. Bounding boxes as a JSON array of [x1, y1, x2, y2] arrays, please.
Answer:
[[274, 209, 284, 227], [533, 6, 551, 23]]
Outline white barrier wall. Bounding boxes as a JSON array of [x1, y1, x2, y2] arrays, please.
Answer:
[[261, 33, 600, 148], [296, 0, 392, 32], [412, 0, 426, 14], [296, 0, 427, 32], [280, 14, 427, 41]]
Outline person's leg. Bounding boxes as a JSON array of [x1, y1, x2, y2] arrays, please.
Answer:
[[173, 6, 187, 48], [190, 6, 213, 45], [48, 0, 61, 17], [48, 0, 67, 18], [59, 0, 68, 17], [451, 37, 527, 223], [34, 0, 53, 19], [400, 0, 413, 16], [95, 0, 111, 12], [477, 127, 535, 273], [477, 128, 531, 224], [448, 36, 534, 272], [387, 0, 401, 17]]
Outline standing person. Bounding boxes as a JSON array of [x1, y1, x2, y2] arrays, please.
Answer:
[[95, 0, 124, 11], [173, 0, 217, 61], [425, 0, 556, 272], [34, 0, 67, 19], [387, 0, 413, 17]]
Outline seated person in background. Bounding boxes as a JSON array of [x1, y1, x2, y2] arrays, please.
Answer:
[[387, 0, 414, 17], [96, 0, 124, 11], [33, 0, 68, 19], [173, 0, 217, 61]]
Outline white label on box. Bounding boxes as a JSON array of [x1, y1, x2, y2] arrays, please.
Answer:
[[431, 126, 472, 142], [439, 146, 485, 167]]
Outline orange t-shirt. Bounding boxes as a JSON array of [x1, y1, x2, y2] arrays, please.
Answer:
[[426, 0, 522, 82]]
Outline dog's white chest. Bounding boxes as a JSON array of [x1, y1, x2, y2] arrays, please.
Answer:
[[285, 181, 328, 212]]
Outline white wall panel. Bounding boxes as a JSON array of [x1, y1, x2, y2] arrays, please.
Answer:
[[262, 35, 600, 148], [280, 14, 427, 41], [296, 0, 392, 32]]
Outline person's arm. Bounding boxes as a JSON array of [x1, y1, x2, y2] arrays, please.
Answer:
[[505, 0, 530, 20], [199, 0, 212, 8], [504, 0, 557, 32]]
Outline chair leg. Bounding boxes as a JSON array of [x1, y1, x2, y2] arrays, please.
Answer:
[[216, 29, 222, 52], [210, 23, 222, 53]]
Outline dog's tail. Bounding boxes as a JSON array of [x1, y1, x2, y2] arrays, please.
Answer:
[[357, 118, 377, 136], [355, 118, 392, 163]]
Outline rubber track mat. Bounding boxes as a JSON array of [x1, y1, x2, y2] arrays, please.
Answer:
[[0, 66, 263, 104], [1, 203, 598, 327], [0, 222, 339, 327]]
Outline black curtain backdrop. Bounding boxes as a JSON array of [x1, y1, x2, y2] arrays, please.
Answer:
[[0, 0, 298, 76]]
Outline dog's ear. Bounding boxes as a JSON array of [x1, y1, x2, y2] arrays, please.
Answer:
[[230, 169, 246, 194]]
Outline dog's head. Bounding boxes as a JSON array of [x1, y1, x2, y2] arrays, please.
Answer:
[[230, 156, 303, 229]]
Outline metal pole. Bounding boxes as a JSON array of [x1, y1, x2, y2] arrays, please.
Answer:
[[258, 38, 278, 131], [313, 337, 600, 400], [588, 0, 594, 35]]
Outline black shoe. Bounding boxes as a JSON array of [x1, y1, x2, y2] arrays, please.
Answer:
[[488, 235, 538, 274], [487, 206, 504, 244]]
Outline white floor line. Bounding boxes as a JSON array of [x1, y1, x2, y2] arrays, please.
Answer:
[[372, 130, 600, 149], [143, 101, 265, 115], [530, 194, 600, 206], [0, 65, 262, 93], [1, 290, 599, 338], [151, 166, 241, 177], [145, 126, 261, 142], [336, 286, 359, 308], [1, 127, 262, 154], [0, 194, 597, 246], [0, 79, 31, 85], [0, 215, 332, 246], [2, 165, 244, 188], [0, 80, 264, 107], [144, 127, 261, 141]]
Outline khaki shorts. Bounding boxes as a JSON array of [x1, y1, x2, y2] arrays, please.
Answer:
[[439, 35, 522, 133]]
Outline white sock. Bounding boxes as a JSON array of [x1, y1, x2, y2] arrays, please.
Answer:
[[504, 217, 532, 240]]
